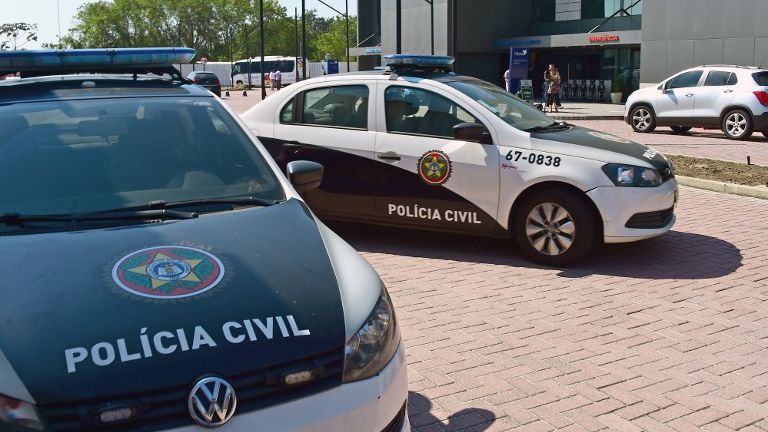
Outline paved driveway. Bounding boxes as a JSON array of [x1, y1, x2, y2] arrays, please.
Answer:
[[569, 120, 768, 167], [329, 187, 768, 431]]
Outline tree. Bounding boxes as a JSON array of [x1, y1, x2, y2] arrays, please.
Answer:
[[0, 22, 38, 51], [314, 16, 358, 62], [61, 0, 357, 62]]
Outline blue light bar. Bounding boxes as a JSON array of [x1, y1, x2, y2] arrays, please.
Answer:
[[383, 54, 455, 68], [0, 47, 195, 71]]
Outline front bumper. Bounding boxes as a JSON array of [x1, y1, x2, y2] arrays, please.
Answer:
[[168, 343, 409, 432], [587, 178, 678, 243]]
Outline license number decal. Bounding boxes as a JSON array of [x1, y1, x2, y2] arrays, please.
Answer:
[[505, 151, 561, 167]]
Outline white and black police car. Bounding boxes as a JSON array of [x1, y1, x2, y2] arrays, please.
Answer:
[[0, 49, 408, 432], [243, 55, 679, 266]]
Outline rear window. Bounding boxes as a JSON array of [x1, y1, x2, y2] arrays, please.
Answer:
[[0, 97, 283, 218], [193, 74, 219, 84], [704, 71, 734, 86], [754, 72, 768, 86]]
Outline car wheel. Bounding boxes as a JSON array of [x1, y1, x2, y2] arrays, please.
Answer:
[[762, 131, 768, 139], [722, 109, 754, 140], [670, 126, 692, 134], [630, 105, 656, 133], [513, 189, 596, 266]]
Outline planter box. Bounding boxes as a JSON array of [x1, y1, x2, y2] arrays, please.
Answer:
[[611, 92, 623, 104]]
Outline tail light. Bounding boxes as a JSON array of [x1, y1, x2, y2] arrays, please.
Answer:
[[214, 79, 221, 85], [193, 78, 200, 84], [754, 91, 768, 106]]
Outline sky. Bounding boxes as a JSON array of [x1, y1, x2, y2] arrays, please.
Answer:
[[1, 0, 358, 49]]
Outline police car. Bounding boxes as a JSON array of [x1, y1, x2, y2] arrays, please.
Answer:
[[0, 49, 408, 432], [242, 55, 679, 266]]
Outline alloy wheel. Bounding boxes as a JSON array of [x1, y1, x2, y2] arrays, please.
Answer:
[[525, 203, 575, 256], [632, 108, 652, 131], [725, 112, 747, 137]]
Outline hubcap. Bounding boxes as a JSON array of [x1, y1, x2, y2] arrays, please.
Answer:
[[726, 113, 747, 137], [632, 108, 651, 130], [525, 203, 575, 256]]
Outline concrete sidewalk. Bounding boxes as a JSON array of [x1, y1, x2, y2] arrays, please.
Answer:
[[543, 102, 626, 121]]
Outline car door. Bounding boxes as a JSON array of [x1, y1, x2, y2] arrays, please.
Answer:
[[373, 83, 501, 235], [692, 70, 737, 125], [269, 83, 377, 219], [654, 70, 704, 123]]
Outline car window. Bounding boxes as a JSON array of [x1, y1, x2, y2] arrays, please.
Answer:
[[704, 71, 732, 86], [280, 98, 295, 124], [300, 85, 368, 129], [385, 86, 478, 138], [727, 73, 738, 85], [444, 78, 557, 132], [753, 72, 768, 86], [192, 73, 219, 85], [669, 71, 703, 89], [0, 97, 283, 218]]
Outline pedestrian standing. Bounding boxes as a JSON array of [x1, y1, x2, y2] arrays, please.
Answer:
[[503, 68, 511, 92], [275, 69, 282, 90], [269, 70, 276, 91], [546, 64, 562, 113]]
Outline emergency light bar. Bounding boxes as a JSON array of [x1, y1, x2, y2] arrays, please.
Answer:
[[384, 54, 454, 74], [0, 47, 195, 77]]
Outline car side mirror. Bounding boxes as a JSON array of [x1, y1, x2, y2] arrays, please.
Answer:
[[286, 160, 323, 194], [453, 122, 492, 144]]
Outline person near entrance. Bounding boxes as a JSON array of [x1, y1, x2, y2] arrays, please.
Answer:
[[545, 64, 562, 113], [503, 68, 511, 92]]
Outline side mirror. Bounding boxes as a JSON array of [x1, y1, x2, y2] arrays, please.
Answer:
[[453, 122, 492, 144], [286, 160, 323, 194]]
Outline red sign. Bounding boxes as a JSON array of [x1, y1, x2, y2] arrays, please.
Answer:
[[589, 34, 620, 43]]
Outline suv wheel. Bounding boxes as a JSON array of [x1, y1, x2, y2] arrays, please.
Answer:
[[762, 131, 768, 139], [630, 105, 656, 133], [670, 126, 692, 134], [722, 109, 754, 140], [513, 189, 596, 266]]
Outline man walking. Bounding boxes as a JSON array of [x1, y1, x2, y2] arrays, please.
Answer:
[[275, 69, 282, 90]]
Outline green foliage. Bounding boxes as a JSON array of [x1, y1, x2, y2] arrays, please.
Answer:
[[612, 73, 626, 93], [0, 22, 38, 51], [59, 0, 357, 62]]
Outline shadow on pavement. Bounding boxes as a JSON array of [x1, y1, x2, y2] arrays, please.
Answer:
[[408, 391, 496, 432], [331, 223, 742, 280], [651, 129, 768, 143]]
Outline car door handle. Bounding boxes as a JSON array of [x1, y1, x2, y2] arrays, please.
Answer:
[[377, 152, 401, 161], [685, 93, 694, 97], [723, 89, 734, 93]]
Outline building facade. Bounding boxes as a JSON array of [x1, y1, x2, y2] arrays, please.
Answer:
[[357, 0, 768, 99]]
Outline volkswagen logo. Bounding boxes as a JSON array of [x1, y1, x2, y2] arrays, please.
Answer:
[[188, 377, 237, 428]]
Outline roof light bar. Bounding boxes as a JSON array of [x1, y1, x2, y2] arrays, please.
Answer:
[[0, 47, 195, 72], [384, 54, 455, 69]]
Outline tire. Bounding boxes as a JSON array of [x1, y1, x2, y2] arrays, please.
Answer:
[[762, 131, 768, 139], [670, 125, 692, 134], [513, 189, 597, 266], [722, 109, 754, 140], [630, 105, 656, 133]]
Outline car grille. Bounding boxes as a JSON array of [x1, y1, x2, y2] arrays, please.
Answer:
[[625, 207, 675, 229], [38, 347, 344, 432], [381, 403, 407, 432]]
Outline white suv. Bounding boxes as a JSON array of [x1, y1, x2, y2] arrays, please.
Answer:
[[625, 65, 768, 140]]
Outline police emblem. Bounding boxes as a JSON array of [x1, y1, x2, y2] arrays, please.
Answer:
[[418, 150, 451, 186], [112, 246, 225, 299]]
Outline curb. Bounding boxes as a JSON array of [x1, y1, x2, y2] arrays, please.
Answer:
[[677, 176, 768, 200], [550, 115, 624, 121]]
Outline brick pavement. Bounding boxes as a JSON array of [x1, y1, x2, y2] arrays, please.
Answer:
[[569, 120, 768, 167], [329, 187, 768, 431]]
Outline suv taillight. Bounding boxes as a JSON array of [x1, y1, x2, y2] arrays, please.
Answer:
[[754, 91, 768, 106], [214, 79, 220, 85], [193, 78, 200, 84]]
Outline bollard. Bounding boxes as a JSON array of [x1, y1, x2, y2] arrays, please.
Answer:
[[242, 90, 248, 97], [225, 90, 230, 97]]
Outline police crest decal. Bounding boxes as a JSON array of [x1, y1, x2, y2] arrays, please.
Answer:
[[112, 246, 225, 299], [418, 150, 451, 186]]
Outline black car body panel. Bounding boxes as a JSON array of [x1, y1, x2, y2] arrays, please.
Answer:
[[0, 199, 345, 405]]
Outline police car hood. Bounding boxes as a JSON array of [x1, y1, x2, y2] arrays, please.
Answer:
[[530, 125, 671, 171], [0, 199, 346, 405]]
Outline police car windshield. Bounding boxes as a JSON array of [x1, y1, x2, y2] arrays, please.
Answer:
[[445, 79, 557, 131], [0, 97, 284, 218]]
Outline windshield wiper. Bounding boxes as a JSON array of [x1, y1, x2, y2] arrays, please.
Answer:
[[157, 195, 281, 209], [525, 122, 570, 133], [1, 209, 198, 227]]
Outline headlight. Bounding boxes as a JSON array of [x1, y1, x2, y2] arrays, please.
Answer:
[[342, 288, 400, 383], [601, 163, 662, 187], [1, 395, 42, 431]]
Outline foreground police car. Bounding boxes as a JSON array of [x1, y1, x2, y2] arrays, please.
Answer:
[[0, 48, 408, 432], [242, 55, 678, 266]]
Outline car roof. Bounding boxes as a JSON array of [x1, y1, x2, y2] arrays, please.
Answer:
[[291, 70, 482, 86], [0, 74, 212, 104]]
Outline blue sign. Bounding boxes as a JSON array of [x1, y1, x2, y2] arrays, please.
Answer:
[[507, 48, 530, 94], [494, 38, 543, 49], [325, 59, 339, 74]]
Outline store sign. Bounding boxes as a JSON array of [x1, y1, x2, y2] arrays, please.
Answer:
[[589, 34, 620, 43], [508, 48, 530, 94]]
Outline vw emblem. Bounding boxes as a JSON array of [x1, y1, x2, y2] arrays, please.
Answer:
[[188, 377, 237, 428]]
